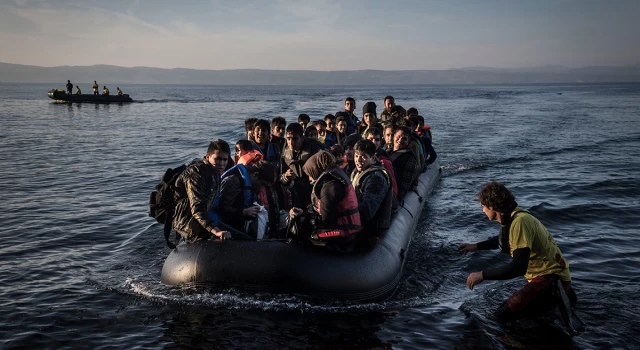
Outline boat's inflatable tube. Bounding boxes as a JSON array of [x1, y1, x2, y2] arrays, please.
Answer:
[[161, 159, 441, 301], [47, 89, 133, 103]]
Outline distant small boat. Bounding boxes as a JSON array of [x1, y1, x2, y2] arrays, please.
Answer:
[[557, 93, 563, 95], [47, 89, 133, 103]]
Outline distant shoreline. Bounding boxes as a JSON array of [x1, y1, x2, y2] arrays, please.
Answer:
[[2, 62, 639, 85]]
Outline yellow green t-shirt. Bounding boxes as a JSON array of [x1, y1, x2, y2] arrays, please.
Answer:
[[509, 208, 571, 282]]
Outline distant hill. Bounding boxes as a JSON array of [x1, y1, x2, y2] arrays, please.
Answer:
[[1, 62, 639, 85]]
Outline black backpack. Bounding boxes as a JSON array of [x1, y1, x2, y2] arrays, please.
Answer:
[[149, 164, 187, 248]]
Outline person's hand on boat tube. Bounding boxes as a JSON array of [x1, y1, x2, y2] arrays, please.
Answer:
[[458, 243, 478, 255], [212, 229, 232, 240], [466, 271, 484, 290], [243, 206, 261, 218], [289, 207, 303, 219]]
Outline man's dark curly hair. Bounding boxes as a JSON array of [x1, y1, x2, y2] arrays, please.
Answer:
[[477, 181, 517, 212]]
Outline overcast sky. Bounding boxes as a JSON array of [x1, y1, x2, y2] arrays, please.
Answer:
[[1, 0, 639, 70]]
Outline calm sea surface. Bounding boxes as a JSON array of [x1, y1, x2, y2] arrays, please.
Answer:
[[1, 83, 639, 349]]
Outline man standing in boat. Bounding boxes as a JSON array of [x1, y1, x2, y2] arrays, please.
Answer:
[[459, 181, 577, 321], [172, 140, 232, 242], [66, 80, 73, 95], [92, 81, 99, 96]]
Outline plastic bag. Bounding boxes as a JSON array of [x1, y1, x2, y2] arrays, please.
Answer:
[[243, 202, 269, 240]]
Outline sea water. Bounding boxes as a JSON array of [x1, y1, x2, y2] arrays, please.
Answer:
[[1, 83, 639, 349]]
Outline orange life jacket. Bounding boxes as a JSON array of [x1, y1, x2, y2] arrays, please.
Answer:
[[236, 150, 263, 166], [312, 168, 361, 238]]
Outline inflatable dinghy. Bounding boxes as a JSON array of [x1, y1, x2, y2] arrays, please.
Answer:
[[161, 159, 441, 301]]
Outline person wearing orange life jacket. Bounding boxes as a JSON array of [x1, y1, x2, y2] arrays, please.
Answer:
[[289, 151, 361, 252], [234, 140, 263, 166]]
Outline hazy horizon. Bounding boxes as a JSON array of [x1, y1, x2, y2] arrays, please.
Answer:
[[1, 0, 639, 71]]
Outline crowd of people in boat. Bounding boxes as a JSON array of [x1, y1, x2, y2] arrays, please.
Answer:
[[65, 80, 124, 97], [158, 96, 437, 253], [153, 96, 581, 328]]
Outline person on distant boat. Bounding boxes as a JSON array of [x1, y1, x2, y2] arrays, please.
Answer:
[[172, 139, 232, 242], [459, 181, 577, 321], [76, 85, 82, 95], [117, 87, 123, 96], [102, 86, 109, 96], [66, 80, 73, 95], [92, 81, 99, 96], [289, 151, 361, 253], [351, 140, 393, 247]]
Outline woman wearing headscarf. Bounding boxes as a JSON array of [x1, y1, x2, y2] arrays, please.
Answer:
[[288, 151, 361, 252]]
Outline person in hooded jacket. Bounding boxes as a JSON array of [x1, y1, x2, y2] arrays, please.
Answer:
[[289, 151, 361, 252], [281, 123, 324, 208], [351, 140, 393, 247]]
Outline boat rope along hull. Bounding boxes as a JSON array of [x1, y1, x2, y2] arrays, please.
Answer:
[[161, 159, 441, 301]]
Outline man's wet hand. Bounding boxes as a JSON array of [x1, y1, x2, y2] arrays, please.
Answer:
[[458, 243, 478, 255], [466, 271, 484, 290]]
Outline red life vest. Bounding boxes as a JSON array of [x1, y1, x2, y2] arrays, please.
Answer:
[[312, 168, 361, 238]]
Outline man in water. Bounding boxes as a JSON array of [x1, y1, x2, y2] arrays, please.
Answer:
[[459, 181, 577, 320], [172, 139, 232, 242]]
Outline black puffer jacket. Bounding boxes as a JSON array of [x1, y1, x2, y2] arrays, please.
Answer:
[[172, 159, 220, 242]]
